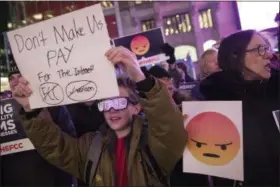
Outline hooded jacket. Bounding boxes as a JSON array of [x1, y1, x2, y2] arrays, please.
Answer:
[[199, 70, 280, 186], [19, 79, 187, 186]]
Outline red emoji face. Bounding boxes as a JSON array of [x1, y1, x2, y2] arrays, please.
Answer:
[[130, 35, 150, 55], [186, 112, 240, 166]]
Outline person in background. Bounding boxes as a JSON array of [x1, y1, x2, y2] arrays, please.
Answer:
[[198, 48, 220, 80], [67, 101, 104, 138], [200, 30, 280, 186], [148, 65, 174, 97], [12, 46, 186, 187], [160, 43, 182, 88], [191, 49, 220, 100], [176, 62, 194, 83], [1, 69, 77, 187], [148, 65, 193, 106]]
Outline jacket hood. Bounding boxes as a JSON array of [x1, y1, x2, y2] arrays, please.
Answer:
[[199, 70, 279, 101]]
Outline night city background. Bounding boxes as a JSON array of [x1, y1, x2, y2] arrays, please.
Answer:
[[0, 1, 279, 91]]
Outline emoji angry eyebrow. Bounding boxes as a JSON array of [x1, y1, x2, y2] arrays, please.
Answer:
[[215, 142, 233, 146], [191, 138, 207, 145]]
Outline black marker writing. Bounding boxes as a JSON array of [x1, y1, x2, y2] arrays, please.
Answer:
[[41, 86, 59, 101], [14, 30, 47, 53], [47, 44, 74, 67], [38, 72, 51, 83], [57, 69, 73, 79], [53, 19, 85, 45], [39, 82, 64, 105], [74, 65, 94, 76], [86, 15, 103, 34], [66, 80, 97, 102]]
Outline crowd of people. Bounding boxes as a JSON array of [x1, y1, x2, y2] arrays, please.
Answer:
[[1, 28, 279, 187]]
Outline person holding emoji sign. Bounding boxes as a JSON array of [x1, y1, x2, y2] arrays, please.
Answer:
[[199, 30, 280, 186]]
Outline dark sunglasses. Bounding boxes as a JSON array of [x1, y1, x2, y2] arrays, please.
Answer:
[[97, 97, 137, 112], [245, 45, 272, 57]]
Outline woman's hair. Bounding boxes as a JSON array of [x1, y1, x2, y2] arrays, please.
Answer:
[[199, 48, 218, 79], [218, 30, 256, 74], [218, 30, 272, 74]]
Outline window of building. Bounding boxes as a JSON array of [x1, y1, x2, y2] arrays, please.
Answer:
[[135, 0, 152, 5], [141, 19, 156, 31], [163, 13, 192, 36], [101, 1, 113, 8], [199, 9, 213, 29]]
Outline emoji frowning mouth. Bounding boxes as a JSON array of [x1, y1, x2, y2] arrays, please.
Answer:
[[203, 153, 220, 158]]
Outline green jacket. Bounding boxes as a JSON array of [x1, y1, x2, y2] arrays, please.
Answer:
[[21, 80, 187, 186]]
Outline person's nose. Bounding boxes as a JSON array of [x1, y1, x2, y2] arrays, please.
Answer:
[[265, 50, 273, 60]]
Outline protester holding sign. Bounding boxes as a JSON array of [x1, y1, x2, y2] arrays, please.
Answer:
[[1, 68, 77, 186], [199, 30, 280, 186], [12, 46, 186, 187]]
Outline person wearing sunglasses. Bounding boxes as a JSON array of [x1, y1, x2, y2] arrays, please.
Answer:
[[12, 46, 187, 187], [199, 30, 280, 186]]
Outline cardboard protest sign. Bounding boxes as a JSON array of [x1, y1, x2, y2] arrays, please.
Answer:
[[113, 28, 169, 67], [0, 98, 35, 155], [7, 4, 119, 109], [272, 110, 280, 132], [182, 101, 244, 181]]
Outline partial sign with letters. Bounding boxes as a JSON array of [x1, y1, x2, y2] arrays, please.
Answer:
[[179, 82, 198, 91], [0, 98, 35, 156], [113, 28, 169, 67], [7, 4, 119, 109]]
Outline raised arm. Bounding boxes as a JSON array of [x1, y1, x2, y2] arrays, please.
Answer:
[[104, 46, 187, 174], [20, 108, 92, 180], [138, 77, 187, 174]]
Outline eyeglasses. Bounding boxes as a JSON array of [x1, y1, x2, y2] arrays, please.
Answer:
[[246, 45, 272, 57], [97, 97, 137, 112]]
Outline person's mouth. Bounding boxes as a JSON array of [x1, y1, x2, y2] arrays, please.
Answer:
[[110, 116, 122, 123], [203, 153, 220, 158]]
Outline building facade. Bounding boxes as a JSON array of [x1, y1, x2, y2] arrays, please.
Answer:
[[4, 1, 241, 66], [117, 1, 241, 61]]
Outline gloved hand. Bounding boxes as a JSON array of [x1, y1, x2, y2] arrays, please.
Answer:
[[160, 43, 176, 64]]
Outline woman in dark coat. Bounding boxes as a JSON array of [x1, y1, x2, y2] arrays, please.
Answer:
[[200, 30, 280, 186]]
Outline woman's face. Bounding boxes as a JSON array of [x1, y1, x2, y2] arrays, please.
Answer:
[[204, 52, 219, 74], [243, 33, 273, 80]]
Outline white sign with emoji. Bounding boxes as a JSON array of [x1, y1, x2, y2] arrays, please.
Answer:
[[182, 101, 244, 181]]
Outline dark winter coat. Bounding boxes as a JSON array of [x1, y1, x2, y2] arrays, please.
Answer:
[[199, 70, 280, 186]]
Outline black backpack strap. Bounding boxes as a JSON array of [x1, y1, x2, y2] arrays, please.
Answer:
[[140, 124, 169, 187], [84, 132, 103, 185]]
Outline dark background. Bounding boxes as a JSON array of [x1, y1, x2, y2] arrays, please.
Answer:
[[0, 2, 9, 48]]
